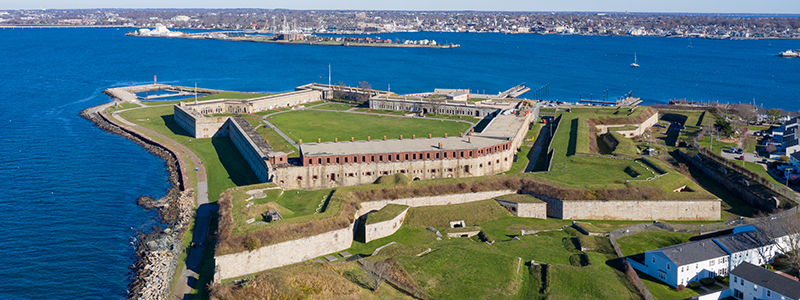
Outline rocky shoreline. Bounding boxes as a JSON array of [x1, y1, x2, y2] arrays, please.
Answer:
[[80, 104, 194, 300]]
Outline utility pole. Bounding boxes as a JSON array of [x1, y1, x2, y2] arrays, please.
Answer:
[[194, 83, 198, 103]]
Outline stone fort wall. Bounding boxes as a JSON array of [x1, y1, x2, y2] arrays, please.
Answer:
[[364, 207, 409, 243], [534, 193, 720, 220], [214, 220, 355, 281], [357, 190, 517, 216]]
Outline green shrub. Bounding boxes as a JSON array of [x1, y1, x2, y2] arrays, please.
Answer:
[[700, 278, 715, 286], [688, 281, 701, 289], [243, 236, 259, 251], [675, 284, 686, 291], [714, 275, 725, 282]]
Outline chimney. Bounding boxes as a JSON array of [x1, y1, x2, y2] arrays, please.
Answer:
[[383, 135, 387, 140], [400, 135, 403, 140], [368, 136, 371, 141], [318, 138, 321, 143], [299, 139, 302, 144], [445, 133, 448, 138], [351, 137, 354, 142], [413, 134, 416, 139], [468, 136, 472, 143], [335, 137, 338, 142], [439, 142, 443, 149], [428, 133, 432, 138], [460, 132, 463, 137]]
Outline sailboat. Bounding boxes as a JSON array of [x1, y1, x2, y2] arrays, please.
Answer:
[[630, 53, 640, 68], [687, 38, 692, 48]]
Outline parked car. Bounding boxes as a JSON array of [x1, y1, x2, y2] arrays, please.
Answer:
[[738, 155, 745, 160], [727, 147, 736, 153], [736, 148, 744, 154]]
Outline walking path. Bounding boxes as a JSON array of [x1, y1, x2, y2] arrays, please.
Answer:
[[108, 107, 210, 300]]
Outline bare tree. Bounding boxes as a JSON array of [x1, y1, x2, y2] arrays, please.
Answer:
[[358, 257, 387, 291], [741, 136, 756, 154], [758, 215, 800, 273], [332, 81, 348, 101], [426, 99, 444, 116], [357, 81, 372, 103]]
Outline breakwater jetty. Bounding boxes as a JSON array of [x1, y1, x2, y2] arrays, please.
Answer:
[[80, 103, 194, 300]]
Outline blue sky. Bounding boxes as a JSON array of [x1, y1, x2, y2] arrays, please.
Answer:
[[4, 0, 800, 14]]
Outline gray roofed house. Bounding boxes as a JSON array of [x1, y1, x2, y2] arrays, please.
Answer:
[[730, 261, 800, 300], [658, 240, 728, 266], [713, 230, 774, 254]]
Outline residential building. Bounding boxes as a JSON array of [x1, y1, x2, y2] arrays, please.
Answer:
[[729, 262, 800, 300]]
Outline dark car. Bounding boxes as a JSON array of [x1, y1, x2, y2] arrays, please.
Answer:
[[736, 148, 744, 154]]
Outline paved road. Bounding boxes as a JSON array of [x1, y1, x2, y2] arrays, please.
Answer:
[[108, 108, 211, 300]]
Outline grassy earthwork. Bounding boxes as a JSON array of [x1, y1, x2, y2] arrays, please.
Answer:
[[310, 102, 355, 111], [118, 105, 261, 202], [266, 110, 472, 143]]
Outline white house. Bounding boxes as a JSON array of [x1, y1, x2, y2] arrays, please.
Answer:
[[630, 239, 729, 287], [729, 262, 800, 300], [629, 225, 792, 288], [713, 227, 778, 271]]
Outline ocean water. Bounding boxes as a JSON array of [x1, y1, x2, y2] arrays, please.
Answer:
[[0, 27, 798, 299]]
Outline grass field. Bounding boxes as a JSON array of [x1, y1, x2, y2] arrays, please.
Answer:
[[696, 136, 737, 155], [255, 126, 298, 157], [118, 105, 260, 202], [225, 183, 334, 236], [532, 108, 713, 199], [311, 102, 354, 111], [616, 231, 696, 256], [267, 110, 472, 143], [638, 271, 701, 300], [339, 200, 646, 300]]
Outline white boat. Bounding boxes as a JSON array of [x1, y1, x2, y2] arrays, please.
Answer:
[[687, 39, 692, 48], [630, 53, 640, 68], [778, 49, 799, 57]]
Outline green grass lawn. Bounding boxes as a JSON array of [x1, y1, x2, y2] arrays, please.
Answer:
[[105, 102, 140, 112], [743, 161, 781, 185], [312, 102, 354, 111], [696, 136, 737, 155], [547, 252, 641, 300], [610, 132, 641, 156], [118, 106, 261, 202], [255, 125, 298, 157], [230, 185, 334, 236], [267, 110, 472, 143], [616, 231, 696, 256], [638, 271, 701, 300]]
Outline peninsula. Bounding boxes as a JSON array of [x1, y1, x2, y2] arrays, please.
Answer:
[[126, 24, 460, 49]]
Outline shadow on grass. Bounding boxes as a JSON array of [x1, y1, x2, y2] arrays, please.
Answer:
[[211, 138, 261, 187], [668, 150, 760, 219], [567, 118, 578, 156], [161, 115, 193, 138]]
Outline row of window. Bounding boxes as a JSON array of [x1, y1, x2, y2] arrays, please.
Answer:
[[305, 145, 511, 166], [293, 161, 511, 181]]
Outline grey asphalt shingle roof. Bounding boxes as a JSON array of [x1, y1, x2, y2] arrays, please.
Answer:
[[713, 230, 774, 254], [731, 262, 800, 299], [657, 240, 728, 266]]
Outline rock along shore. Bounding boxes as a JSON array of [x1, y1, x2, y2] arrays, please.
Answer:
[[80, 103, 194, 300]]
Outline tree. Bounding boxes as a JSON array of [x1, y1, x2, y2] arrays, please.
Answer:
[[766, 108, 783, 124], [426, 99, 444, 116], [714, 118, 734, 137], [358, 257, 387, 291], [757, 216, 800, 274], [734, 104, 757, 128], [766, 144, 778, 154], [357, 81, 372, 103], [741, 136, 756, 154]]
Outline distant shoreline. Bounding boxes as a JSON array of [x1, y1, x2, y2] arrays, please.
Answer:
[[125, 32, 461, 49]]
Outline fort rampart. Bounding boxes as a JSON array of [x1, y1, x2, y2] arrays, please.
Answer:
[[364, 207, 409, 243]]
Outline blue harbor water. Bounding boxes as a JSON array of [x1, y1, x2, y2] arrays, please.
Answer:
[[0, 28, 798, 299]]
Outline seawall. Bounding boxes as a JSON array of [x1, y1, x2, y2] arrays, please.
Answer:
[[80, 103, 193, 300]]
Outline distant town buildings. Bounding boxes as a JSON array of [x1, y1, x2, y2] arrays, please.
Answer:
[[3, 9, 800, 39]]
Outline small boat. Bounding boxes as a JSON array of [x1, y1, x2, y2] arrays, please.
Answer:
[[630, 53, 640, 68], [687, 38, 692, 48]]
